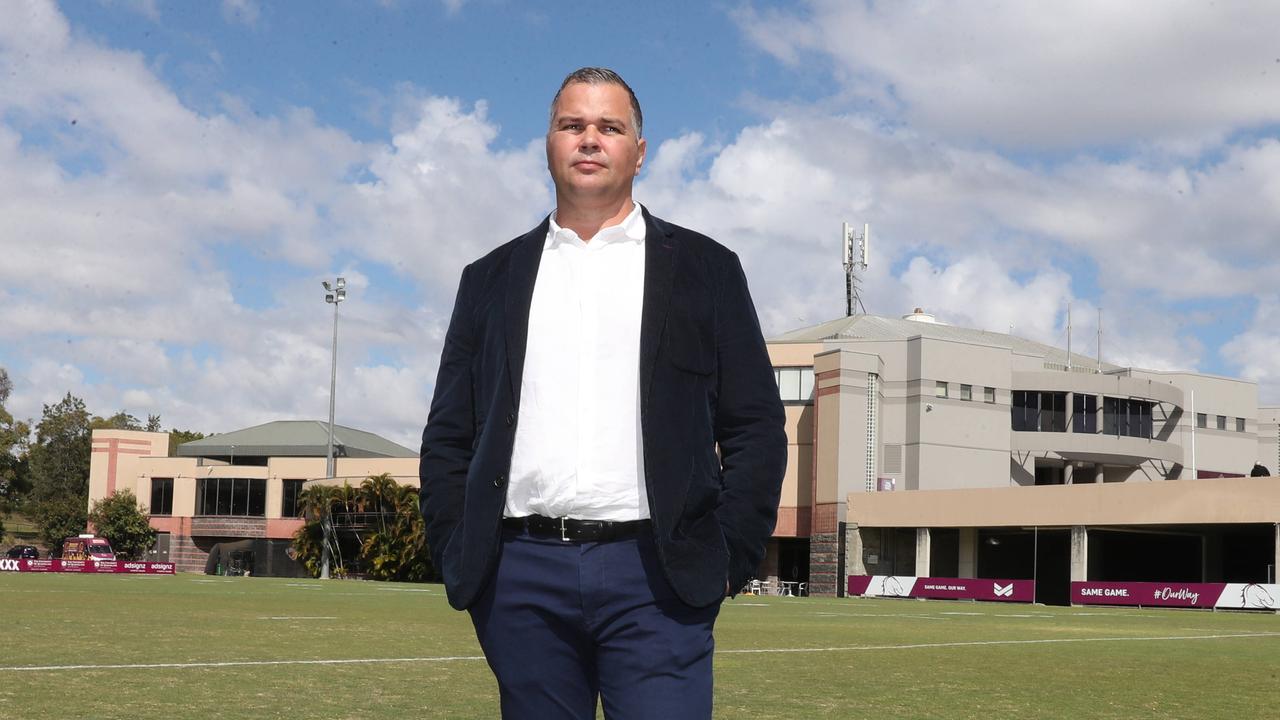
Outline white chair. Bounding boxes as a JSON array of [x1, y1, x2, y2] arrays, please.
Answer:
[[797, 582, 807, 597], [748, 579, 762, 595]]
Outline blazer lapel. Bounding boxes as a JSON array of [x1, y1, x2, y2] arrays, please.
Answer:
[[639, 207, 677, 407], [505, 217, 550, 405]]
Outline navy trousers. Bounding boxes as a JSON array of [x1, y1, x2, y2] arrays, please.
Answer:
[[468, 527, 721, 719]]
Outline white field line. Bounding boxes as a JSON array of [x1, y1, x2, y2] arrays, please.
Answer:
[[809, 612, 948, 621], [6, 632, 1277, 673], [719, 632, 1280, 655], [256, 616, 338, 621]]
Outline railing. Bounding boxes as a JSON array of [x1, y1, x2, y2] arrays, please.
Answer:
[[1042, 362, 1103, 374]]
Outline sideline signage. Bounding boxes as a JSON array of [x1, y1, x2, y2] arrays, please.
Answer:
[[848, 575, 1034, 603], [0, 558, 175, 574], [1071, 581, 1277, 610]]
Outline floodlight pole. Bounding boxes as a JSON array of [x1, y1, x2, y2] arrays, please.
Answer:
[[321, 277, 347, 580]]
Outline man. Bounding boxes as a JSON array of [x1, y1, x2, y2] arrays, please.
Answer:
[[420, 67, 786, 719]]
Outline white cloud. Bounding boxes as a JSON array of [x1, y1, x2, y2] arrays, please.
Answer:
[[1222, 295, 1280, 405], [735, 1, 1280, 148], [0, 1, 549, 448], [4, 0, 1280, 454]]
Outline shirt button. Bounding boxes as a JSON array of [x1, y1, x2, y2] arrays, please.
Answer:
[[494, 474, 506, 489], [506, 412, 516, 427]]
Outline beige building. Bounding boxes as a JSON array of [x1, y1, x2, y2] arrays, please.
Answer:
[[89, 421, 417, 572], [765, 310, 1280, 601], [88, 315, 1279, 596]]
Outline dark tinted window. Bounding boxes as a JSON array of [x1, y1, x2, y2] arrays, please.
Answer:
[[150, 478, 174, 515], [196, 478, 267, 517]]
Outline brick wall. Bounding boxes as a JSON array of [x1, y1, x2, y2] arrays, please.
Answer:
[[808, 532, 840, 596], [190, 517, 267, 538]]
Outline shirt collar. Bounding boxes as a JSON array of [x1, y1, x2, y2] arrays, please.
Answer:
[[546, 202, 646, 249]]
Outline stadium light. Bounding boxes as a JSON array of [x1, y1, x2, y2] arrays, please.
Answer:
[[320, 276, 347, 580]]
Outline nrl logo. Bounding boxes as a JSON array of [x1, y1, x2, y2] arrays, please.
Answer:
[[993, 582, 1014, 597]]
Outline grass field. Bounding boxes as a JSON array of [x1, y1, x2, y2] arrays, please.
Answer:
[[1, 573, 1277, 719]]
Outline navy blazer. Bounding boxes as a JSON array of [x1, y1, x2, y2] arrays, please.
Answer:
[[420, 208, 787, 609]]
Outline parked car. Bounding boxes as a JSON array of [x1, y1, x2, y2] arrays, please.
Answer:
[[5, 545, 39, 559]]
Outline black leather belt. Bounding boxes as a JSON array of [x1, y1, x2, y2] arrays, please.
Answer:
[[502, 515, 651, 543]]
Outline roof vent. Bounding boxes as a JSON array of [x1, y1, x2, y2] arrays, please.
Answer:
[[903, 307, 937, 323]]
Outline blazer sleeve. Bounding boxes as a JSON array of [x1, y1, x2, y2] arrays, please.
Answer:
[[711, 251, 788, 592], [419, 264, 476, 573]]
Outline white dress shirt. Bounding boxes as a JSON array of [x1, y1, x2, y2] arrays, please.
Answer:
[[504, 202, 649, 521]]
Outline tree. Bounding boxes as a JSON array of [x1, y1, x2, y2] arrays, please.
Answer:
[[167, 429, 205, 456], [36, 495, 87, 553], [26, 393, 92, 549], [291, 474, 432, 582], [87, 489, 157, 560], [145, 414, 162, 432], [0, 368, 32, 536], [90, 411, 142, 431]]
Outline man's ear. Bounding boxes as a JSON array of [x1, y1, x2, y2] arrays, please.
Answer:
[[635, 137, 647, 175]]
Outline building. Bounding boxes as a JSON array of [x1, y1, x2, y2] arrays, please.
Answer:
[[88, 315, 1280, 595], [763, 310, 1280, 602], [89, 420, 417, 572]]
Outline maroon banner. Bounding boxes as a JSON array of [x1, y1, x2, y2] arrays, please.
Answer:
[[1070, 581, 1280, 609], [848, 575, 1035, 603], [0, 558, 175, 574]]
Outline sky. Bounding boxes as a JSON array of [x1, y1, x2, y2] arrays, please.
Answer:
[[2, 0, 1280, 450]]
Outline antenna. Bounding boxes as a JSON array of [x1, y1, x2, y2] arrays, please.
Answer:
[[1066, 302, 1072, 372], [1097, 307, 1103, 371], [842, 222, 870, 316]]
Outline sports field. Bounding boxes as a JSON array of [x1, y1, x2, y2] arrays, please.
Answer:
[[1, 573, 1276, 719]]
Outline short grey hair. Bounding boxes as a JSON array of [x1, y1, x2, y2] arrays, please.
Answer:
[[549, 67, 643, 138]]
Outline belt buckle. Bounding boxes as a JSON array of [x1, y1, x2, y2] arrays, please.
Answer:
[[560, 517, 569, 542]]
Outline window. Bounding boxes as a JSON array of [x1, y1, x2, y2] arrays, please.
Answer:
[[1012, 391, 1033, 431], [1011, 391, 1067, 432], [196, 478, 267, 517], [936, 381, 948, 398], [281, 479, 307, 518], [150, 478, 173, 515], [774, 367, 815, 403], [1103, 397, 1153, 439], [1236, 417, 1246, 433], [984, 387, 996, 403], [1216, 415, 1227, 431], [1073, 394, 1098, 434], [960, 384, 972, 401], [1196, 413, 1207, 429]]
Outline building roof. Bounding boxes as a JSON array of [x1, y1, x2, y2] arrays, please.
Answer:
[[176, 420, 416, 459], [769, 313, 1123, 372]]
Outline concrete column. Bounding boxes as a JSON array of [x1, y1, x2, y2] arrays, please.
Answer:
[[1064, 462, 1074, 485], [1094, 465, 1104, 484], [1070, 525, 1089, 583], [958, 527, 978, 578], [915, 527, 932, 577], [1273, 524, 1279, 584], [846, 523, 866, 576]]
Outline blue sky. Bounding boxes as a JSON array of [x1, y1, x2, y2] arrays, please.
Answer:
[[2, 0, 1280, 447]]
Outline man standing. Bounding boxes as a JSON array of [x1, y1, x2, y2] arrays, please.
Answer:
[[420, 67, 786, 719]]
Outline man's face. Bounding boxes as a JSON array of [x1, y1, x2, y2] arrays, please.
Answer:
[[546, 82, 646, 206]]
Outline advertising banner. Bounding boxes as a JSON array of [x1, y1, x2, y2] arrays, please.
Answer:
[[0, 558, 175, 574], [848, 575, 1035, 603], [1071, 581, 1278, 610]]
